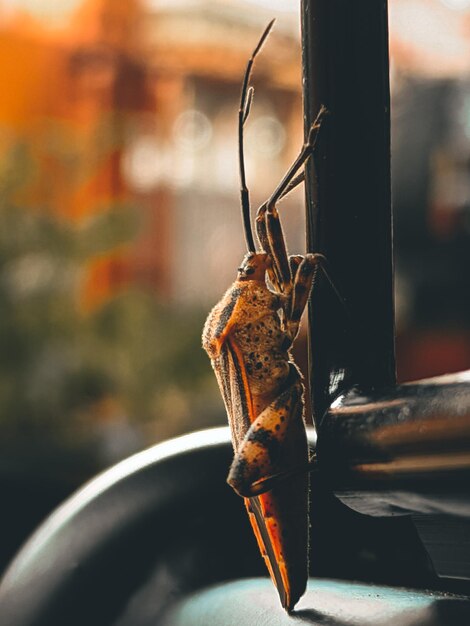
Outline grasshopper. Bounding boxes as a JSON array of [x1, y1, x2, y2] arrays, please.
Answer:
[[202, 20, 328, 611]]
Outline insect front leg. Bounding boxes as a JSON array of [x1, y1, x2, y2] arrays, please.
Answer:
[[227, 376, 308, 498], [255, 107, 328, 296], [255, 174, 305, 291], [285, 252, 325, 343]]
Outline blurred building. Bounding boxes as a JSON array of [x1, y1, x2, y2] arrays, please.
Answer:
[[139, 2, 304, 304], [0, 0, 305, 310]]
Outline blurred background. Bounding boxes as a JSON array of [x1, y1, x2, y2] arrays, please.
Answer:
[[0, 0, 469, 575]]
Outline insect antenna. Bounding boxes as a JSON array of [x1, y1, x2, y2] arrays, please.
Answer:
[[239, 19, 275, 253]]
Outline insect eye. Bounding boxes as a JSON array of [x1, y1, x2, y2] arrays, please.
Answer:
[[245, 267, 255, 275]]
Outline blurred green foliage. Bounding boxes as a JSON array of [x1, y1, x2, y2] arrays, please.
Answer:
[[0, 137, 221, 479]]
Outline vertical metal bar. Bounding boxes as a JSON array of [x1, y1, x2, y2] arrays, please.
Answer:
[[301, 0, 395, 425]]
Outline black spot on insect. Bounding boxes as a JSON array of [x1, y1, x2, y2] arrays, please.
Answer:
[[280, 416, 285, 422], [264, 356, 269, 361], [273, 393, 289, 411], [249, 352, 255, 358], [247, 323, 252, 329], [256, 362, 262, 370], [275, 424, 280, 431], [248, 427, 281, 462], [252, 296, 257, 302], [254, 336, 259, 342]]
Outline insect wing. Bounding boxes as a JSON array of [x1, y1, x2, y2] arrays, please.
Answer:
[[211, 344, 251, 451], [215, 341, 308, 611]]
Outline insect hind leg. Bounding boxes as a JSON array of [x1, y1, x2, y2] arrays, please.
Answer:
[[227, 378, 308, 498], [285, 253, 325, 343]]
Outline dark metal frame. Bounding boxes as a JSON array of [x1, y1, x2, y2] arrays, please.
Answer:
[[301, 0, 470, 581], [301, 0, 395, 420]]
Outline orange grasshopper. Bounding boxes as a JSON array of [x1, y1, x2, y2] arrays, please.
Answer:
[[202, 21, 327, 611]]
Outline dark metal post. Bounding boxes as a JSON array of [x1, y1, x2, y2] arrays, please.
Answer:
[[301, 0, 395, 424], [300, 6, 470, 584]]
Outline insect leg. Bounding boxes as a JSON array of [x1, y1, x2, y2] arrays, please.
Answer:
[[227, 376, 309, 612], [227, 378, 307, 498], [284, 253, 325, 343], [256, 174, 305, 293], [267, 106, 327, 212], [256, 106, 328, 294]]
